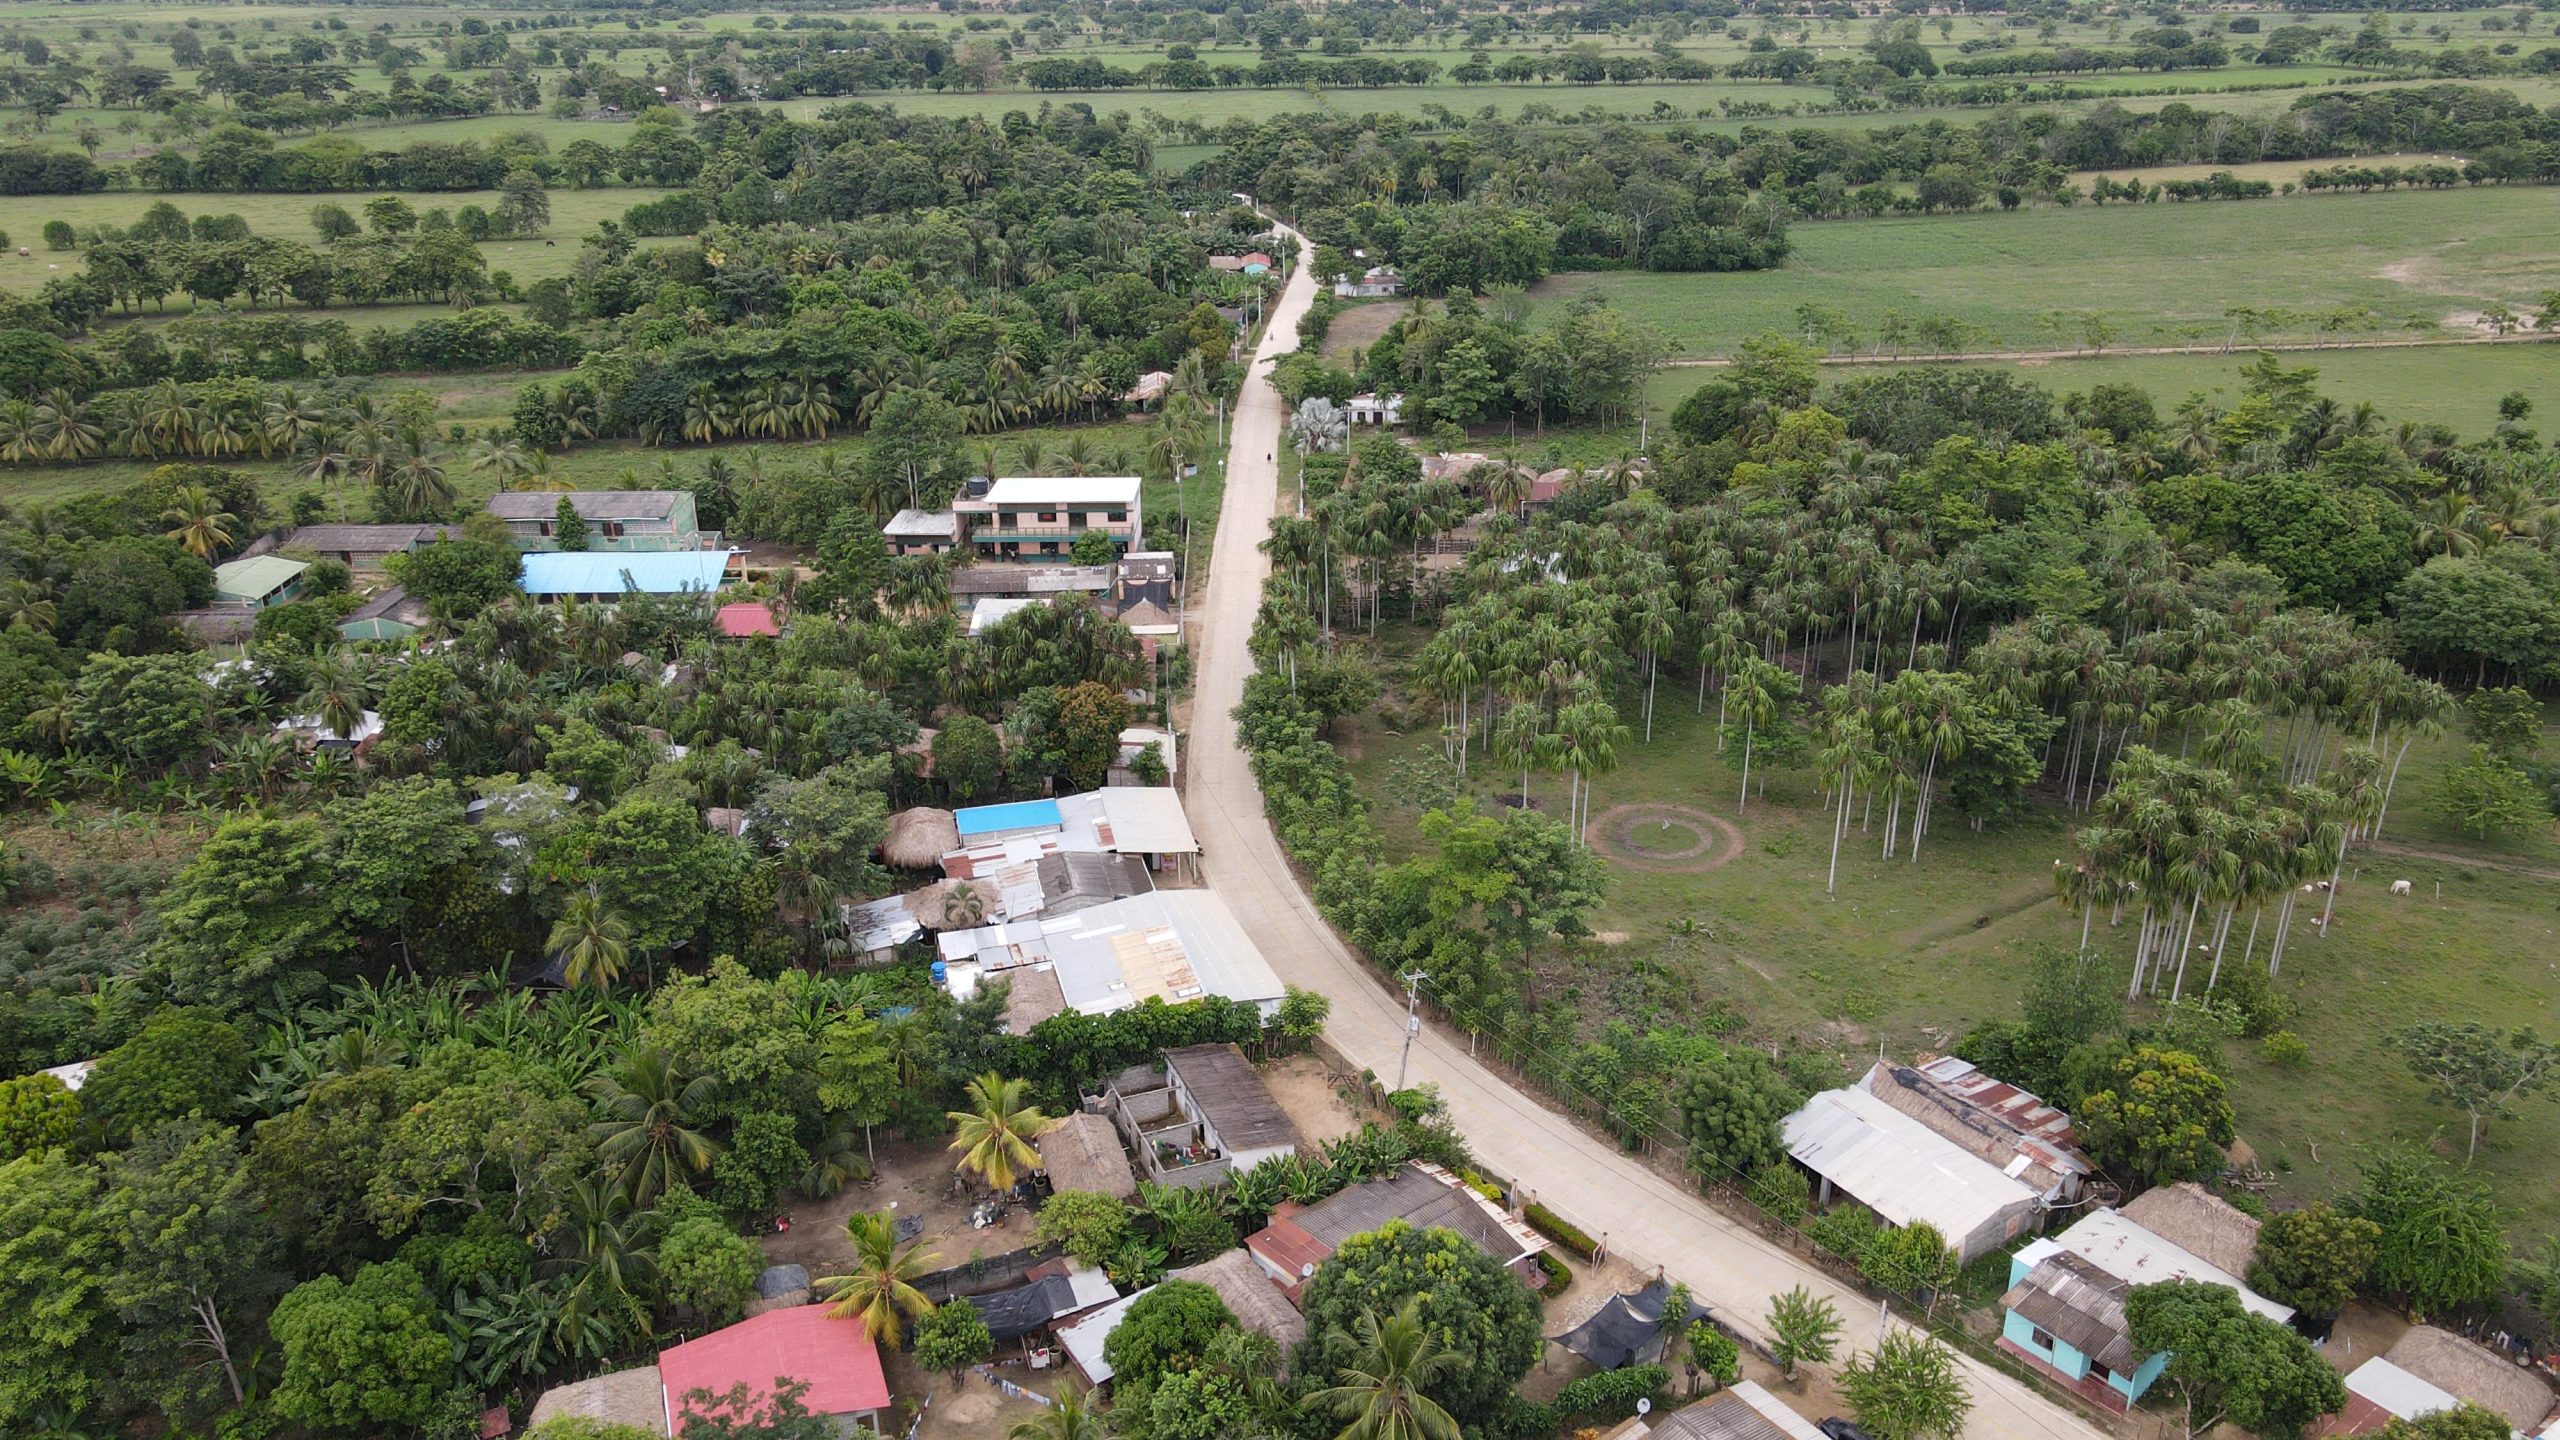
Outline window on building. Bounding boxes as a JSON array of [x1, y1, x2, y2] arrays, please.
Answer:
[[2089, 1362, 2114, 1385], [603, 520, 625, 538], [1038, 510, 1058, 524], [538, 522, 554, 536], [2029, 1328, 2056, 1353], [1106, 510, 1127, 523]]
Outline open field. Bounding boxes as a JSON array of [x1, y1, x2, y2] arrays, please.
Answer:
[[2068, 152, 2458, 187], [0, 186, 666, 292], [1335, 661, 2560, 1236], [1537, 186, 2560, 357]]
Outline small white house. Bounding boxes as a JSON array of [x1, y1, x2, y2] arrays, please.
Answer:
[[1346, 392, 1404, 426], [1333, 266, 1404, 298]]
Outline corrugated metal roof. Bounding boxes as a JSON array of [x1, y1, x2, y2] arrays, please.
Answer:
[[486, 490, 685, 520], [2047, 1209, 2292, 1324], [519, 550, 732, 595], [1645, 1383, 1830, 1440], [1097, 787, 1198, 855], [212, 555, 308, 600], [1781, 1087, 2041, 1255], [1164, 1043, 1297, 1153], [983, 476, 1142, 506]]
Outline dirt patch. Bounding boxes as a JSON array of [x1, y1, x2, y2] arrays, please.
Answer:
[[891, 1353, 1070, 1440], [2376, 257, 2431, 285], [759, 1131, 1040, 1281], [2321, 1301, 2411, 1376], [1585, 804, 1747, 874], [1593, 930, 1632, 945], [1261, 1051, 1370, 1146], [1318, 298, 1408, 364]]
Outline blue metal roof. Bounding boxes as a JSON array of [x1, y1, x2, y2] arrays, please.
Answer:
[[953, 799, 1063, 837], [519, 550, 732, 595]]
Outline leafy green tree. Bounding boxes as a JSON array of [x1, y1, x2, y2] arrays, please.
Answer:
[[2075, 1046, 2234, 1188], [563, 795, 744, 955], [553, 495, 591, 551], [1296, 1220, 1541, 1422], [804, 512, 890, 618], [932, 714, 1003, 802], [82, 1011, 249, 1141], [268, 1261, 457, 1432], [2246, 1202, 2379, 1321], [495, 169, 551, 236], [0, 1149, 114, 1428], [1689, 1320, 1741, 1390], [2125, 1279, 2344, 1440], [102, 1121, 274, 1411], [2462, 686, 2542, 760], [69, 652, 211, 767], [2348, 1149, 2508, 1317], [1678, 1048, 1803, 1183], [0, 1073, 78, 1160], [1840, 1332, 1971, 1440], [1035, 1190, 1134, 1267], [2433, 744, 2550, 840], [2379, 1404, 2526, 1440], [913, 1295, 997, 1378], [1767, 1285, 1840, 1380], [2386, 1022, 2560, 1160], [1860, 1222, 1958, 1300], [365, 1058, 589, 1236], [146, 813, 343, 1010], [707, 1111, 807, 1219], [658, 1214, 763, 1323], [328, 777, 482, 971], [1070, 529, 1116, 566], [386, 530, 524, 624], [1106, 1280, 1237, 1390], [745, 761, 891, 915], [251, 1066, 414, 1272]]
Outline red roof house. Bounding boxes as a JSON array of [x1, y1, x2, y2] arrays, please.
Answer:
[[714, 601, 781, 639], [657, 1306, 891, 1432]]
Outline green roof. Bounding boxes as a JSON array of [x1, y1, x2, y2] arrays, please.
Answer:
[[211, 555, 309, 601]]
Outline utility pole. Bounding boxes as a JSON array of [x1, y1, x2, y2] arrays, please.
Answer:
[[1395, 969, 1427, 1091]]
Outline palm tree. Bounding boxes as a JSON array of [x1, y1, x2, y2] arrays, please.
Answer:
[[818, 1209, 938, 1347], [585, 1050, 723, 1204], [1308, 1300, 1463, 1440], [1007, 1385, 1102, 1440], [547, 886, 632, 988], [945, 1072, 1052, 1193], [161, 484, 237, 559], [297, 651, 376, 743]]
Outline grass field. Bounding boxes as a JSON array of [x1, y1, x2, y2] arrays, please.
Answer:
[[1537, 186, 2560, 357], [1334, 655, 2560, 1237]]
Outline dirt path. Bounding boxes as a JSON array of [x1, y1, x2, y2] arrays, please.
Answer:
[[1585, 803, 1748, 873], [1660, 332, 2551, 368], [2361, 838, 2560, 884]]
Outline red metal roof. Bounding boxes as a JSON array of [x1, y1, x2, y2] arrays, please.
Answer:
[[715, 602, 781, 638], [658, 1306, 891, 1424], [1245, 1210, 1332, 1301]]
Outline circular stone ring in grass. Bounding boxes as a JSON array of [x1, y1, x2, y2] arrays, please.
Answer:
[[1585, 804, 1746, 873]]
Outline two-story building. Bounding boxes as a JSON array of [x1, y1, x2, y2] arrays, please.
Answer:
[[1999, 1186, 2291, 1414], [485, 491, 706, 552], [954, 477, 1144, 561]]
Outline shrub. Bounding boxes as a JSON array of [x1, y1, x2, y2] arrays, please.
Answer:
[[1035, 1190, 1133, 1267], [1746, 1161, 1812, 1225], [1556, 1364, 1668, 1419], [1689, 1321, 1741, 1387], [1524, 1200, 1598, 1258], [2262, 1030, 2308, 1065], [1806, 1206, 1883, 1266], [1536, 1250, 1572, 1297]]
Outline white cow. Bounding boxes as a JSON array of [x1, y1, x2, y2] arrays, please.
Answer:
[[2390, 879, 2413, 896]]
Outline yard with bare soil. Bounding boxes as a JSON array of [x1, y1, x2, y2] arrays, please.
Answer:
[[758, 1131, 1039, 1282]]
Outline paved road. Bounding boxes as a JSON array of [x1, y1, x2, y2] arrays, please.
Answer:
[[1182, 228, 2114, 1440]]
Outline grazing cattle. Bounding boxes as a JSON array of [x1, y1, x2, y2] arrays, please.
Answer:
[[2390, 879, 2412, 895], [543, 239, 556, 246]]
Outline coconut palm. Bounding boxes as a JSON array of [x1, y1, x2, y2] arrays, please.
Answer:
[[1007, 1385, 1102, 1440], [585, 1049, 722, 1203], [945, 1071, 1051, 1193], [297, 651, 377, 742], [1309, 1299, 1463, 1440], [547, 886, 633, 989], [818, 1209, 938, 1347], [160, 484, 237, 560]]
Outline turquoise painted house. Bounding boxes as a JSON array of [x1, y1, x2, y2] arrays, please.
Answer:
[[1998, 1187, 2294, 1414]]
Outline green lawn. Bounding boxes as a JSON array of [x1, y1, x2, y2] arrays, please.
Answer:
[[1538, 186, 2560, 357], [1335, 661, 2560, 1238]]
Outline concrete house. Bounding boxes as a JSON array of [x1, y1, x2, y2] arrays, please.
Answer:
[[954, 477, 1143, 561], [1998, 1192, 2290, 1413], [884, 508, 961, 556], [1332, 266, 1404, 298], [1246, 1161, 1550, 1299], [1105, 1043, 1299, 1191], [276, 523, 458, 570], [486, 491, 704, 552], [1346, 392, 1405, 425]]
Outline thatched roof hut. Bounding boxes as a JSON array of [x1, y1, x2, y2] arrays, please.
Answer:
[[528, 1366, 668, 1435], [1038, 1110, 1138, 1201], [880, 807, 959, 871], [901, 877, 990, 931], [2118, 1182, 2262, 1278], [1169, 1249, 1306, 1353], [2382, 1326, 2556, 1431]]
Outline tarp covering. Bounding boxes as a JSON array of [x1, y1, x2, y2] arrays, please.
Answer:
[[1550, 1280, 1715, 1371]]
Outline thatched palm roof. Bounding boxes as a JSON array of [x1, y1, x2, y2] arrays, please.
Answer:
[[880, 807, 959, 870], [2118, 1182, 2261, 1278], [1170, 1249, 1307, 1353], [2383, 1326, 2556, 1429], [902, 877, 993, 931]]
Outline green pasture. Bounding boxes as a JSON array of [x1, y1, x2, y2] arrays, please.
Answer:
[[1334, 655, 2560, 1236], [1537, 186, 2560, 358]]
